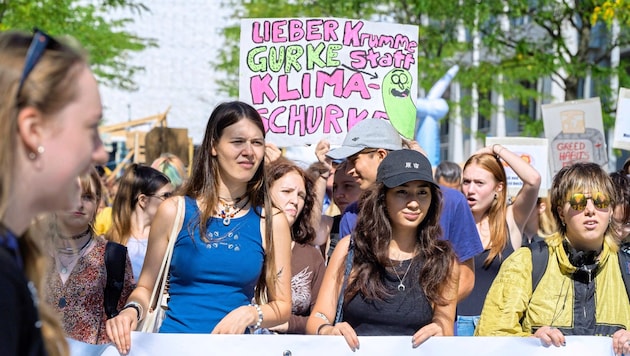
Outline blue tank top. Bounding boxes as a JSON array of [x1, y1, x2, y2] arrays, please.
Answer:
[[159, 196, 264, 333]]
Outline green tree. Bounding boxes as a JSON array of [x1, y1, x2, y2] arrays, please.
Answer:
[[0, 0, 155, 90]]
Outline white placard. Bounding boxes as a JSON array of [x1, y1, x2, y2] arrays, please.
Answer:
[[541, 98, 608, 176], [613, 87, 630, 150], [485, 137, 549, 197]]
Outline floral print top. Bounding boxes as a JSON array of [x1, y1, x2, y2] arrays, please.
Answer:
[[45, 237, 134, 344]]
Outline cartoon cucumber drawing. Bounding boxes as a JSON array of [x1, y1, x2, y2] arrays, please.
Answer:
[[382, 68, 416, 138]]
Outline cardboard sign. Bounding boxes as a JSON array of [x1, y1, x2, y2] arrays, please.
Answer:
[[541, 98, 608, 176], [239, 18, 419, 146]]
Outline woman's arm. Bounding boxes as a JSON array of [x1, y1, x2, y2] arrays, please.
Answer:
[[491, 144, 541, 250], [311, 140, 334, 247], [412, 259, 459, 347], [305, 237, 360, 350], [105, 196, 181, 354]]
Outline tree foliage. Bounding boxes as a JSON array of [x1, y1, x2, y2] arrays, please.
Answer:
[[0, 0, 155, 90], [215, 0, 630, 135]]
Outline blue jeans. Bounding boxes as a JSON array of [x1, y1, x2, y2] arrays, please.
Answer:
[[455, 315, 480, 336]]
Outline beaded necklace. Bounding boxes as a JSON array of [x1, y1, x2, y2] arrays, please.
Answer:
[[218, 195, 249, 226]]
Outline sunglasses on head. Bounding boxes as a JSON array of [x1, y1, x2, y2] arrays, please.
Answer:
[[567, 192, 610, 211], [17, 28, 62, 95]]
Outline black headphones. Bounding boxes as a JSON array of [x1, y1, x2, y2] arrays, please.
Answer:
[[562, 240, 599, 284]]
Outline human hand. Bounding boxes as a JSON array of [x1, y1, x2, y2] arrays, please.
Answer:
[[533, 326, 566, 347], [402, 139, 428, 157], [105, 308, 138, 355], [265, 143, 282, 164], [612, 328, 630, 356], [268, 321, 288, 333], [211, 305, 256, 334], [318, 322, 360, 352], [412, 322, 443, 348], [315, 139, 332, 166]]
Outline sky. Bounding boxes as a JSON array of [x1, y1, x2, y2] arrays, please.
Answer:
[[99, 0, 232, 144]]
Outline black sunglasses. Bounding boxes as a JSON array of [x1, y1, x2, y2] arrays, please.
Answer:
[[17, 28, 62, 95]]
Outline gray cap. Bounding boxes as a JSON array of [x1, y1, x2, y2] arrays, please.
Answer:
[[377, 149, 436, 188], [326, 119, 403, 160]]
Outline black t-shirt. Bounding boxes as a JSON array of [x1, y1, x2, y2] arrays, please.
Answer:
[[0, 246, 47, 356]]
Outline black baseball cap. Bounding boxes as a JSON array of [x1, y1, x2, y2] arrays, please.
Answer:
[[377, 149, 436, 188]]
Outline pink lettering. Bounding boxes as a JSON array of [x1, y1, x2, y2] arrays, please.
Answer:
[[250, 74, 276, 105]]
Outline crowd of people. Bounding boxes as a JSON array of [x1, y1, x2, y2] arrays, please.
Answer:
[[1, 28, 629, 356]]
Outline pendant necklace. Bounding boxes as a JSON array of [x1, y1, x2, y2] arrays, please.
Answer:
[[389, 258, 413, 292], [218, 195, 249, 226]]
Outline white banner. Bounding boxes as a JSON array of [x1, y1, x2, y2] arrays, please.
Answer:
[[239, 18, 419, 146], [69, 333, 614, 355]]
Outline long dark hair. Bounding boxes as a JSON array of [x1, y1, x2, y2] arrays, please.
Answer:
[[345, 182, 456, 305], [265, 157, 316, 244], [180, 101, 275, 304], [107, 164, 170, 244]]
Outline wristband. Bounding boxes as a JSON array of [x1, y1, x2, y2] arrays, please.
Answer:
[[317, 323, 333, 335], [249, 303, 263, 330], [123, 301, 143, 322], [319, 171, 331, 180]]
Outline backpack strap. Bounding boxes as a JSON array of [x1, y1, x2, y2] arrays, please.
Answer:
[[334, 234, 354, 324], [104, 241, 127, 319], [618, 243, 630, 300], [528, 239, 549, 294]]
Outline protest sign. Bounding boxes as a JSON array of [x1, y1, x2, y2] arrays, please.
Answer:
[[239, 18, 419, 146], [541, 98, 608, 176], [485, 137, 550, 197], [613, 88, 630, 151]]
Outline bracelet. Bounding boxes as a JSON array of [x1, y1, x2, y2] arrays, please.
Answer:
[[492, 144, 505, 156], [316, 323, 333, 335], [319, 171, 331, 180], [249, 303, 263, 330], [123, 301, 143, 322]]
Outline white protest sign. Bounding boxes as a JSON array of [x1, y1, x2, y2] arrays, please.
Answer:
[[239, 18, 419, 146], [486, 137, 549, 197], [613, 87, 630, 150], [541, 98, 608, 176]]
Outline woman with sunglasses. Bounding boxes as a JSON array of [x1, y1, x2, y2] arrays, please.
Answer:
[[476, 162, 630, 356], [0, 30, 108, 356], [105, 164, 173, 281], [456, 144, 541, 335]]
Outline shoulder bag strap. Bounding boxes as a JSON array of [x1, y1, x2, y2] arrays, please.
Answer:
[[334, 234, 354, 324], [147, 196, 185, 311], [104, 241, 127, 318]]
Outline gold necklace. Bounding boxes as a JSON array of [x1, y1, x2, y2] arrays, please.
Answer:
[[388, 258, 414, 292]]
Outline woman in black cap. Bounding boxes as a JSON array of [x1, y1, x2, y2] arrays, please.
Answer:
[[306, 149, 459, 351]]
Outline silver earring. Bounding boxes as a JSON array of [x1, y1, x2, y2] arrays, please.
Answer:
[[28, 152, 37, 160], [37, 146, 45, 154]]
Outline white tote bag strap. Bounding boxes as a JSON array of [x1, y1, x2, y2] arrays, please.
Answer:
[[147, 196, 185, 311]]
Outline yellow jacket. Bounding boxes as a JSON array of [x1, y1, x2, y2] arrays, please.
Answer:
[[476, 233, 630, 336]]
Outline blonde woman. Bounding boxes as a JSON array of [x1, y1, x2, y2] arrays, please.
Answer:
[[0, 29, 108, 356]]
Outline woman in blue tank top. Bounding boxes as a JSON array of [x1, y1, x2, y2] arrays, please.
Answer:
[[106, 101, 293, 354], [306, 150, 459, 351]]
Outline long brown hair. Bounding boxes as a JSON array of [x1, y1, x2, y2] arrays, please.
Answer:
[[346, 182, 456, 306], [180, 101, 276, 304], [107, 164, 170, 245], [464, 153, 507, 266], [0, 30, 89, 356]]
